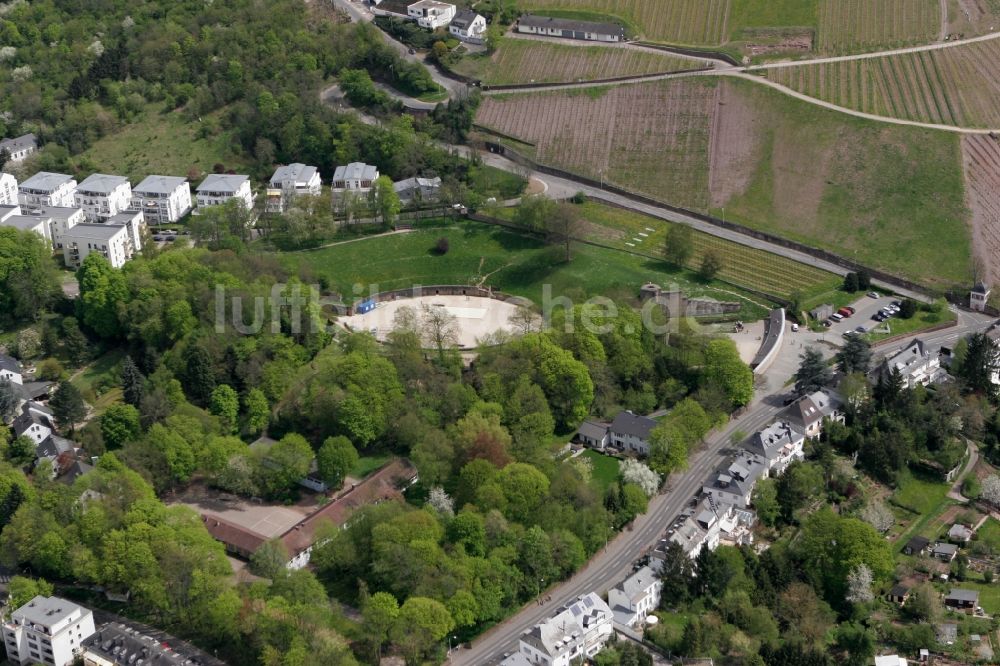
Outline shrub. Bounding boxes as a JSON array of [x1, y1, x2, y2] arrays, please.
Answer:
[[899, 299, 917, 319], [435, 237, 450, 255]]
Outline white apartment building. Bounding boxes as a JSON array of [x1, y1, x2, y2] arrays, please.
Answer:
[[62, 223, 134, 269], [3, 595, 95, 666], [0, 134, 38, 163], [332, 162, 379, 213], [18, 172, 77, 210], [196, 174, 254, 211], [106, 210, 146, 251], [407, 0, 456, 28], [0, 213, 51, 245], [608, 566, 662, 628], [38, 207, 84, 250], [74, 174, 132, 222], [0, 172, 17, 206], [450, 9, 487, 42], [266, 163, 322, 213], [506, 593, 614, 666], [130, 175, 192, 225]]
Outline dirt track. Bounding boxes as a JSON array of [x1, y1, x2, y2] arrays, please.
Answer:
[[961, 134, 1000, 285]]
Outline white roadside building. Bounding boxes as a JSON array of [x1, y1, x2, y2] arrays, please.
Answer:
[[608, 566, 662, 629], [18, 172, 77, 210], [407, 0, 456, 28], [503, 593, 614, 666], [130, 175, 192, 225], [450, 9, 487, 42]]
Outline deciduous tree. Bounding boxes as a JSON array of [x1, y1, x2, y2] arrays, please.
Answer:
[[316, 436, 358, 489]]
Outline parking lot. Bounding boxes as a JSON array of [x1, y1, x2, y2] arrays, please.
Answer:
[[820, 293, 902, 339]]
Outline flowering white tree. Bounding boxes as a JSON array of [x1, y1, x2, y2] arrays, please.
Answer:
[[846, 563, 874, 604], [982, 474, 1000, 506], [620, 459, 661, 497], [427, 486, 454, 518], [859, 499, 894, 534]]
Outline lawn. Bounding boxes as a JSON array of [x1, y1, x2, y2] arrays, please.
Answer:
[[78, 105, 250, 183], [279, 220, 772, 318], [865, 304, 958, 343], [70, 349, 126, 414], [469, 165, 527, 200], [977, 517, 1000, 552], [890, 472, 954, 547], [580, 449, 620, 493], [352, 454, 392, 479]]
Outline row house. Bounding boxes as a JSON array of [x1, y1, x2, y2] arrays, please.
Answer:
[[74, 173, 131, 222], [18, 172, 77, 210], [130, 175, 192, 225]]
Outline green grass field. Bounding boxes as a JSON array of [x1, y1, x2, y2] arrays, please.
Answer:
[[352, 454, 392, 479], [890, 473, 954, 546], [580, 449, 620, 492], [865, 304, 957, 343], [78, 105, 249, 183], [70, 349, 125, 414], [279, 220, 771, 317]]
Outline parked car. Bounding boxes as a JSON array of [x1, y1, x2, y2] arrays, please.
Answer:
[[867, 291, 880, 299], [844, 306, 856, 315], [830, 313, 843, 322], [842, 331, 857, 338], [791, 323, 800, 332], [837, 307, 852, 318], [891, 300, 901, 307], [871, 313, 883, 321], [855, 325, 866, 333]]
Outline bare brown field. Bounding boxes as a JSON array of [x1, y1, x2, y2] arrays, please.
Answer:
[[817, 0, 940, 53], [477, 80, 719, 207], [962, 135, 1000, 285], [767, 37, 1000, 128], [453, 40, 701, 86], [707, 80, 762, 207], [947, 0, 1000, 37]]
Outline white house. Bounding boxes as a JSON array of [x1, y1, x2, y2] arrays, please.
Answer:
[[74, 174, 132, 222], [38, 206, 84, 250], [608, 566, 661, 628], [608, 411, 657, 455], [12, 401, 54, 446], [450, 9, 487, 43], [0, 134, 38, 163], [266, 163, 322, 213], [196, 174, 254, 211], [786, 389, 843, 438], [332, 162, 379, 213], [875, 339, 947, 389], [507, 593, 614, 666], [0, 354, 23, 385], [0, 172, 17, 206], [18, 172, 77, 210], [517, 15, 624, 42], [971, 281, 991, 312], [749, 421, 805, 474], [407, 0, 456, 28], [393, 176, 442, 205], [130, 175, 192, 225], [3, 595, 95, 666], [702, 451, 768, 509], [0, 213, 52, 245], [62, 223, 135, 269], [576, 420, 609, 450]]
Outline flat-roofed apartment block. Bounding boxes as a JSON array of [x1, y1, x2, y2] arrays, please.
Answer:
[[0, 172, 17, 206], [18, 172, 77, 210], [62, 223, 135, 269], [3, 595, 96, 666], [266, 163, 321, 213], [196, 174, 254, 211], [0, 212, 52, 245], [74, 174, 131, 222], [130, 175, 192, 225]]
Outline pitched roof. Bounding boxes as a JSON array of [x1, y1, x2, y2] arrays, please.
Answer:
[[889, 584, 910, 597], [934, 542, 958, 555], [611, 565, 658, 604], [524, 593, 612, 657], [201, 514, 268, 554], [332, 162, 378, 182], [949, 523, 973, 540], [751, 420, 804, 459], [945, 588, 979, 602], [393, 176, 442, 192], [451, 8, 481, 27], [576, 420, 608, 441], [197, 174, 249, 193], [519, 14, 624, 37], [609, 411, 657, 440], [0, 354, 21, 375], [270, 163, 319, 187], [36, 435, 74, 459], [19, 172, 74, 193], [0, 134, 37, 153], [788, 390, 839, 428], [132, 175, 187, 195], [905, 535, 930, 551], [973, 281, 990, 294], [77, 173, 129, 194]]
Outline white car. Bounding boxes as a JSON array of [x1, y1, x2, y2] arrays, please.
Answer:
[[791, 323, 799, 332]]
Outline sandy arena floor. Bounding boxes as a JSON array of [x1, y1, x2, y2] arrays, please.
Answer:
[[340, 294, 527, 348]]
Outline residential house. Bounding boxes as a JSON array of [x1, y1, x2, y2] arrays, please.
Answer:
[[971, 281, 991, 312], [393, 176, 442, 206], [608, 566, 661, 628], [12, 401, 54, 446], [944, 588, 979, 612], [575, 420, 609, 450], [948, 523, 973, 544], [371, 0, 413, 20], [2, 595, 96, 666], [0, 354, 23, 385], [903, 535, 930, 556], [332, 162, 378, 214], [0, 172, 17, 206], [702, 451, 768, 509], [0, 213, 51, 245], [407, 0, 456, 29], [608, 411, 657, 455], [507, 593, 614, 666], [56, 456, 94, 486], [886, 584, 910, 605], [106, 210, 146, 251], [62, 223, 135, 269], [130, 175, 192, 225], [932, 542, 958, 562], [449, 9, 487, 43], [0, 134, 38, 163], [748, 420, 805, 474], [74, 174, 132, 222], [874, 339, 947, 389], [18, 172, 77, 210], [787, 389, 842, 438], [38, 206, 84, 250], [516, 15, 624, 42], [266, 163, 322, 214], [36, 435, 76, 477], [196, 174, 254, 211], [666, 497, 755, 560]]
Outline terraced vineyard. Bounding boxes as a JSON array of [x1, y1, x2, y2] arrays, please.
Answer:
[[817, 0, 940, 52], [519, 0, 732, 45], [477, 80, 718, 207], [962, 135, 1000, 286], [452, 40, 703, 86], [766, 37, 1000, 127]]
